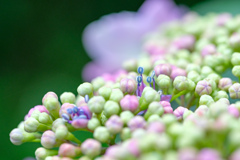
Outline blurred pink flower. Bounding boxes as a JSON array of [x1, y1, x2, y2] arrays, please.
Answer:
[[82, 0, 186, 81]]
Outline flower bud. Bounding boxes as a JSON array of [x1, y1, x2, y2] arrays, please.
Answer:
[[147, 115, 162, 123], [104, 100, 120, 118], [41, 131, 60, 149], [93, 126, 110, 143], [26, 105, 49, 120], [195, 80, 212, 96], [231, 52, 240, 65], [207, 73, 221, 84], [105, 115, 123, 134], [154, 64, 172, 77], [229, 33, 240, 49], [42, 92, 58, 104], [35, 147, 58, 160], [173, 76, 190, 92], [172, 35, 195, 50], [88, 96, 105, 114], [173, 107, 188, 120], [98, 86, 112, 100], [171, 67, 187, 80], [144, 102, 164, 120], [60, 92, 75, 104], [77, 82, 94, 97], [228, 104, 240, 118], [156, 74, 171, 90], [140, 87, 160, 110], [218, 77, 232, 91], [187, 71, 201, 83], [183, 110, 193, 119], [147, 121, 165, 134], [155, 133, 171, 151], [59, 103, 75, 118], [199, 95, 214, 106], [160, 101, 173, 114], [122, 59, 138, 72], [24, 117, 50, 132], [162, 114, 177, 126], [55, 125, 68, 140], [81, 139, 101, 158], [197, 148, 221, 160], [186, 63, 201, 73], [109, 88, 124, 103], [10, 128, 40, 145], [87, 118, 101, 131], [232, 65, 240, 77], [120, 95, 139, 113], [213, 90, 228, 101], [128, 116, 146, 132], [120, 111, 134, 125], [91, 77, 105, 91], [229, 83, 240, 99], [58, 143, 81, 158], [121, 127, 131, 140], [201, 44, 216, 57], [120, 78, 137, 94], [201, 66, 214, 78], [195, 105, 208, 116], [43, 97, 60, 119], [39, 112, 53, 124]]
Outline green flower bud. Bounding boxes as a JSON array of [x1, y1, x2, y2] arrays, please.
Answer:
[[30, 110, 41, 120], [10, 128, 41, 145], [111, 82, 121, 89], [121, 127, 131, 140], [187, 71, 201, 83], [91, 77, 105, 91], [39, 112, 53, 124], [24, 117, 51, 132], [60, 92, 76, 104], [209, 102, 228, 117], [104, 100, 120, 118], [120, 111, 134, 125], [183, 110, 193, 120], [93, 126, 110, 143], [87, 118, 101, 131], [144, 102, 164, 120], [109, 88, 124, 103], [138, 57, 152, 74], [77, 82, 94, 97], [88, 96, 105, 114], [43, 97, 60, 119], [199, 95, 214, 106], [35, 147, 58, 160], [186, 63, 201, 73], [55, 125, 81, 144], [168, 123, 184, 137], [122, 59, 138, 72], [98, 86, 112, 100], [147, 115, 162, 123], [139, 152, 162, 160], [203, 55, 220, 68], [201, 66, 214, 78], [139, 87, 160, 110], [229, 83, 240, 99], [138, 134, 158, 152], [213, 90, 229, 101], [231, 52, 240, 65], [156, 74, 171, 90], [188, 79, 196, 91], [155, 133, 171, 151], [162, 114, 177, 126], [195, 80, 213, 96], [207, 73, 221, 84], [173, 76, 190, 92], [232, 65, 240, 77]]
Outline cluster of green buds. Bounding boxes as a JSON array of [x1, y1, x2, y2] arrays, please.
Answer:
[[9, 12, 240, 160]]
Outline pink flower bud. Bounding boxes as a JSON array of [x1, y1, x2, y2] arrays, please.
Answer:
[[173, 107, 188, 120], [105, 115, 123, 134], [41, 131, 57, 149], [128, 116, 146, 132], [228, 104, 240, 118], [126, 139, 140, 157], [81, 139, 101, 158], [197, 148, 221, 160], [147, 121, 165, 133], [145, 44, 166, 56], [218, 78, 232, 91], [216, 13, 231, 26], [59, 103, 75, 118], [72, 118, 89, 129], [58, 143, 81, 158], [102, 73, 115, 82], [195, 80, 212, 96], [159, 101, 173, 114], [42, 92, 58, 104], [26, 105, 49, 120], [154, 64, 172, 77], [170, 67, 187, 80], [120, 95, 139, 113], [195, 105, 208, 116], [172, 35, 195, 50], [178, 148, 197, 160], [201, 44, 216, 57], [120, 78, 137, 94]]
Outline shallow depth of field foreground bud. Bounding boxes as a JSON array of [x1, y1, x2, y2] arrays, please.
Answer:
[[9, 9, 240, 160]]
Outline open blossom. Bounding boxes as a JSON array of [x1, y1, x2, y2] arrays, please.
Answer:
[[82, 0, 186, 81]]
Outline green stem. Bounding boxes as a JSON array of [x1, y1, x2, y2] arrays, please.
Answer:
[[170, 90, 188, 102], [186, 94, 196, 109], [181, 95, 185, 106]]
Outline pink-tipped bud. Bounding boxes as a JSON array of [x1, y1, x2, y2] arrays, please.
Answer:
[[195, 105, 209, 116], [154, 64, 172, 77], [170, 67, 187, 80], [120, 78, 137, 94], [201, 44, 216, 57], [126, 139, 140, 157], [72, 119, 89, 129], [229, 33, 240, 49], [218, 78, 232, 91], [178, 148, 197, 160], [159, 101, 173, 114], [58, 143, 81, 158], [26, 105, 49, 120], [195, 80, 212, 96], [120, 95, 139, 113], [128, 116, 146, 132], [228, 104, 240, 118], [42, 92, 58, 104], [41, 131, 57, 149], [105, 115, 123, 134], [173, 107, 188, 120], [81, 139, 101, 158], [59, 103, 75, 118], [147, 121, 165, 133], [216, 13, 231, 26], [172, 35, 195, 50], [196, 148, 221, 160]]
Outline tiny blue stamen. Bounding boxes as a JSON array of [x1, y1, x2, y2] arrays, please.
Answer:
[[73, 115, 79, 120], [67, 108, 73, 114], [137, 67, 144, 75], [146, 76, 152, 83], [73, 106, 79, 114], [85, 95, 89, 103], [151, 71, 155, 78], [136, 76, 142, 84], [79, 108, 84, 115], [78, 114, 87, 119]]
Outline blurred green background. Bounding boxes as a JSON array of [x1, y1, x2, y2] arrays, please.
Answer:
[[1, 0, 240, 159]]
